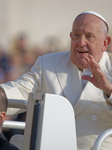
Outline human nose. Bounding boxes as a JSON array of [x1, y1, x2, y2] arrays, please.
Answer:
[[77, 36, 87, 47]]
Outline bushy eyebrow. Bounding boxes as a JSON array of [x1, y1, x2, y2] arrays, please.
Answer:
[[72, 30, 94, 35]]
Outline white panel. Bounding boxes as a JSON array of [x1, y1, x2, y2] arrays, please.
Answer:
[[36, 94, 77, 150]]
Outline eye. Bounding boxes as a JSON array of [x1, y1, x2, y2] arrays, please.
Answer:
[[87, 35, 93, 38], [72, 33, 80, 40], [86, 34, 95, 41]]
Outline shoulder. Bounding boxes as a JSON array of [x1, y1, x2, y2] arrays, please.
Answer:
[[35, 51, 70, 67], [41, 51, 70, 61], [101, 51, 112, 65]]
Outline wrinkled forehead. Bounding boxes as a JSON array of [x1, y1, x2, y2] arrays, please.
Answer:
[[74, 11, 109, 33]]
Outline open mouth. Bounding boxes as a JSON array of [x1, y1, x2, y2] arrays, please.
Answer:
[[78, 50, 88, 53]]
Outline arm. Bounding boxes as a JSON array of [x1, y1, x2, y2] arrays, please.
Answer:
[[1, 56, 43, 115]]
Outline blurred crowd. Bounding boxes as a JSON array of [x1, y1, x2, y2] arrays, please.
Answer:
[[0, 33, 69, 84]]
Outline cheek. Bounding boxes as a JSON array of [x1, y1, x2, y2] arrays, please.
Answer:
[[70, 43, 76, 58], [90, 47, 103, 62], [70, 41, 77, 56], [71, 40, 77, 48], [70, 49, 76, 64]]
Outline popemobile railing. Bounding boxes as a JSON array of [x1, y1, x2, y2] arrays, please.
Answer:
[[3, 99, 27, 130], [2, 93, 112, 150], [93, 128, 112, 150]]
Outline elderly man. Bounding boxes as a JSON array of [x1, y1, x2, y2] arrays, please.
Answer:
[[1, 11, 112, 149]]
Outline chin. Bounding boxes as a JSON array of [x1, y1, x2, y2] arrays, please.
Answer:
[[71, 59, 88, 69], [78, 63, 89, 70]]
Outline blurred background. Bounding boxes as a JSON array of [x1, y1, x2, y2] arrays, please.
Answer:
[[1, 0, 112, 141]]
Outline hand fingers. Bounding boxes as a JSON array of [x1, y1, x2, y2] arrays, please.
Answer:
[[85, 57, 93, 69], [85, 54, 101, 72], [88, 54, 100, 70], [81, 75, 94, 84]]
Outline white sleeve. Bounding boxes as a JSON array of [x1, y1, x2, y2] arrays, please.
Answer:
[[1, 56, 43, 115]]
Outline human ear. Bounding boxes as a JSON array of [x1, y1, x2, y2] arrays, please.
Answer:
[[70, 32, 72, 39], [0, 112, 6, 126], [103, 36, 111, 52]]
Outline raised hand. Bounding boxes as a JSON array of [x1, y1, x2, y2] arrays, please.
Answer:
[[81, 54, 112, 96]]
